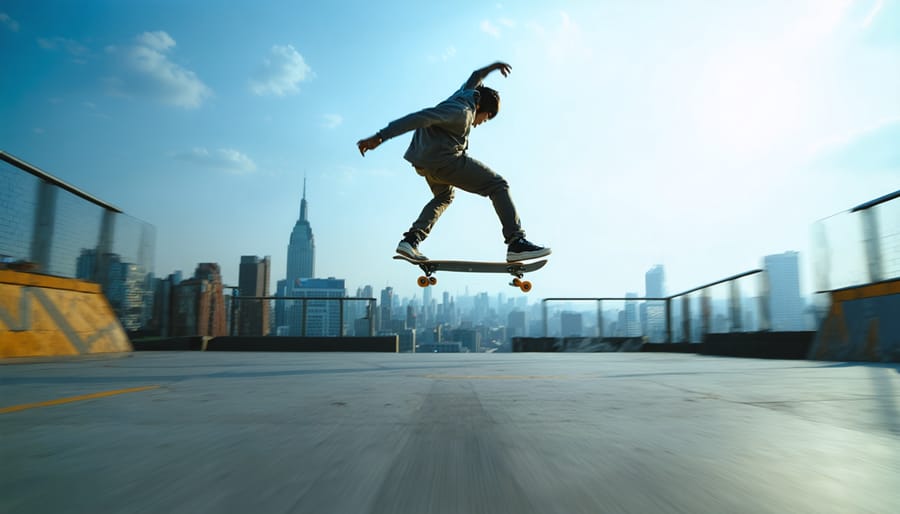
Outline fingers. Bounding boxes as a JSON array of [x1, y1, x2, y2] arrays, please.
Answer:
[[357, 135, 381, 157]]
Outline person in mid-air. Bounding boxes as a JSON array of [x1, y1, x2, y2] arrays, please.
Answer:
[[357, 61, 551, 263]]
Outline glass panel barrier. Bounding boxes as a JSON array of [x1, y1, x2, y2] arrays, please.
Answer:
[[1, 153, 156, 333], [812, 192, 899, 292], [706, 282, 732, 334], [875, 199, 900, 280], [50, 187, 104, 278], [733, 272, 764, 332], [812, 212, 867, 291], [669, 296, 685, 342], [687, 292, 703, 343], [0, 160, 39, 263]]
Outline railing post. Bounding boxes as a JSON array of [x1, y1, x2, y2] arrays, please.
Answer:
[[369, 299, 375, 336], [729, 280, 741, 332], [542, 300, 548, 337], [301, 299, 308, 337], [596, 300, 604, 340], [31, 180, 58, 273], [230, 289, 239, 336], [339, 299, 345, 337], [94, 209, 116, 284], [860, 208, 884, 283], [701, 290, 711, 341], [665, 298, 672, 343], [681, 296, 690, 343], [759, 271, 771, 331]]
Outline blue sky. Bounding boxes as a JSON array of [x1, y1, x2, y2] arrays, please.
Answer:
[[2, 0, 898, 300]]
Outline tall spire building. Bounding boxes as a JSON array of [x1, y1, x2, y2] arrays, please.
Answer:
[[286, 178, 315, 287]]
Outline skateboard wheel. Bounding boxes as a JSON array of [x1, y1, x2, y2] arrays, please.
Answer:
[[520, 281, 532, 293], [512, 278, 522, 287], [417, 276, 430, 287], [429, 276, 438, 286]]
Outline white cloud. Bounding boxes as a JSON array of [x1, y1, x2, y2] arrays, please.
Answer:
[[322, 113, 343, 129], [106, 31, 212, 109], [0, 13, 19, 32], [527, 12, 591, 60], [38, 37, 89, 60], [174, 147, 258, 175], [428, 45, 457, 63], [136, 31, 174, 51], [481, 20, 501, 38], [480, 17, 516, 39], [250, 44, 313, 97], [780, 0, 852, 54]]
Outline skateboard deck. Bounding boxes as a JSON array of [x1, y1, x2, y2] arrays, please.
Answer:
[[393, 255, 547, 292]]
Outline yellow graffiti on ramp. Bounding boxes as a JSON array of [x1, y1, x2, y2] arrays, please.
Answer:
[[0, 270, 131, 358]]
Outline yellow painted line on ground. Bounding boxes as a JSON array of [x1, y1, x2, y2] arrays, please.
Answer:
[[0, 385, 160, 414], [423, 374, 565, 380]]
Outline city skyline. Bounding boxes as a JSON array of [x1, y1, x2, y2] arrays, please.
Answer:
[[64, 237, 818, 344], [2, 1, 897, 300]]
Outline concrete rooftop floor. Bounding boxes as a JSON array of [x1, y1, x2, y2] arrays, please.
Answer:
[[2, 352, 899, 513]]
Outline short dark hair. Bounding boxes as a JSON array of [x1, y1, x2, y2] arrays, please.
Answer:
[[475, 86, 500, 118]]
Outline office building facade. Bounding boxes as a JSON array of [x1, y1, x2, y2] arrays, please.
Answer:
[[238, 255, 271, 336], [764, 252, 805, 331]]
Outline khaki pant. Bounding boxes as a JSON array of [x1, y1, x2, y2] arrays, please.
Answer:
[[404, 155, 525, 245]]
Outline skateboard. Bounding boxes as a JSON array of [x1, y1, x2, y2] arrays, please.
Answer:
[[393, 255, 548, 293]]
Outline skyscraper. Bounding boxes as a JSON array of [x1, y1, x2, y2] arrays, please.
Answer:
[[286, 179, 315, 288], [624, 292, 641, 337], [380, 287, 394, 332], [238, 255, 271, 336], [508, 310, 526, 342], [561, 311, 584, 337], [172, 263, 226, 337], [764, 252, 805, 331], [291, 277, 346, 336], [645, 265, 666, 298], [274, 278, 288, 335], [645, 265, 666, 342]]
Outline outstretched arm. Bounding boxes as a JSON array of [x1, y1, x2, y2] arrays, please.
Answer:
[[357, 101, 469, 157], [463, 61, 512, 90]]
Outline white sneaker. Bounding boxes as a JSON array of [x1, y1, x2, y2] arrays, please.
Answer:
[[396, 241, 428, 261]]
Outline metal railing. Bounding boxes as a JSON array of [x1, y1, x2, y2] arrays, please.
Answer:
[[1, 151, 156, 332], [542, 269, 766, 343], [228, 294, 377, 337], [812, 189, 899, 292]]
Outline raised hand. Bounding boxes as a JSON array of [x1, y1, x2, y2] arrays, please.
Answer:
[[357, 135, 382, 157]]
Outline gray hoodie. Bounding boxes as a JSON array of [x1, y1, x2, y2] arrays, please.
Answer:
[[377, 85, 481, 171]]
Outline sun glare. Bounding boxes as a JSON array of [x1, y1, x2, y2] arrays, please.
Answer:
[[695, 45, 806, 157]]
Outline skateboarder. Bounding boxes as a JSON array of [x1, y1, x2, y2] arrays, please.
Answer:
[[357, 61, 551, 263]]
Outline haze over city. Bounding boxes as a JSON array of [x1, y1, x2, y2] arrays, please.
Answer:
[[2, 0, 898, 299]]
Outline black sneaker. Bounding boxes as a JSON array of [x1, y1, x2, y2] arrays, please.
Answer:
[[507, 238, 551, 262], [396, 240, 428, 261]]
